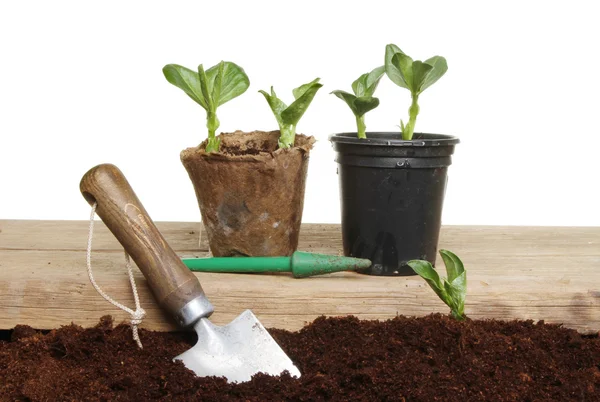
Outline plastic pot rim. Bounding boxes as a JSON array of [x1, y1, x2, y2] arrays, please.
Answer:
[[329, 132, 460, 147]]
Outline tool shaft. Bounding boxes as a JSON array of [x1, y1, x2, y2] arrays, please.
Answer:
[[182, 251, 373, 278], [183, 257, 291, 273]]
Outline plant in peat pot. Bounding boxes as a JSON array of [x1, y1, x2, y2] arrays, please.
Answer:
[[329, 44, 460, 276], [259, 78, 323, 148], [164, 62, 321, 256], [163, 61, 250, 152]]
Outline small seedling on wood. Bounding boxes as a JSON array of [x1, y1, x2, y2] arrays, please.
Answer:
[[385, 44, 448, 140], [259, 78, 323, 149], [408, 250, 466, 320], [163, 61, 250, 152], [331, 66, 385, 139]]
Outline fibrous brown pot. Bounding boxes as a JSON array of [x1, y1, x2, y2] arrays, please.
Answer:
[[181, 130, 315, 257]]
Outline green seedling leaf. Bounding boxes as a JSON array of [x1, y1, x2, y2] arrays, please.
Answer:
[[198, 64, 214, 111], [162, 64, 207, 109], [260, 78, 322, 149], [440, 249, 464, 283], [365, 66, 386, 96], [259, 87, 288, 127], [385, 44, 448, 140], [445, 271, 466, 319], [331, 90, 357, 111], [282, 79, 323, 125], [411, 60, 434, 95], [421, 56, 448, 92], [391, 52, 415, 93], [292, 78, 321, 100], [385, 44, 410, 89], [331, 91, 380, 117], [408, 250, 467, 320], [407, 260, 447, 301], [352, 74, 368, 96], [210, 61, 224, 106], [354, 97, 380, 115], [205, 61, 250, 106], [352, 66, 385, 97], [332, 67, 384, 139], [163, 60, 250, 152]]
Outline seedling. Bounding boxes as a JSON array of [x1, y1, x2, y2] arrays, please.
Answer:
[[407, 250, 466, 320], [163, 61, 250, 152], [331, 66, 385, 139], [385, 44, 448, 140], [259, 78, 323, 149]]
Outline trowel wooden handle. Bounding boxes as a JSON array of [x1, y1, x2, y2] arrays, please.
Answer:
[[80, 163, 213, 326]]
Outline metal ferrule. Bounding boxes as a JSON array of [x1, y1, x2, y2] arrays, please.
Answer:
[[175, 295, 214, 327]]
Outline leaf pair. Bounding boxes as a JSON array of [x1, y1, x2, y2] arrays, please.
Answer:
[[259, 78, 323, 148], [163, 61, 250, 152], [163, 61, 249, 112], [385, 44, 447, 96], [331, 66, 385, 119], [407, 250, 466, 320]]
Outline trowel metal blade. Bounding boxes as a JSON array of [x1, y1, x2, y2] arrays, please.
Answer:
[[174, 310, 301, 383]]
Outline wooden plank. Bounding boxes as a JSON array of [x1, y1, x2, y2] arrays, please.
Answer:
[[199, 224, 600, 257], [0, 220, 206, 252], [0, 220, 599, 333], [3, 220, 599, 256]]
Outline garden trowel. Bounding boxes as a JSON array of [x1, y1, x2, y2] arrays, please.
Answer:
[[80, 163, 301, 383]]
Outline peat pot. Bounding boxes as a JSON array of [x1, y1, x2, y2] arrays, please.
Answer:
[[330, 132, 459, 276], [181, 130, 315, 257]]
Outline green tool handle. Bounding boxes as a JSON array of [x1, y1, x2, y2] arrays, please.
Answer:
[[182, 251, 372, 278], [183, 256, 291, 273]]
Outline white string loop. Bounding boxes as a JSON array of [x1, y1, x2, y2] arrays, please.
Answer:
[[87, 202, 146, 349]]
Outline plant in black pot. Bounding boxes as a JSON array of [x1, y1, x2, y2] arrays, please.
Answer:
[[329, 44, 459, 276]]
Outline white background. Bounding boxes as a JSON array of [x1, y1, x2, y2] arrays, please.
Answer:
[[1, 0, 598, 226]]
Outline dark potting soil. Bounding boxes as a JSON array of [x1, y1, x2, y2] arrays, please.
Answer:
[[1, 315, 599, 401]]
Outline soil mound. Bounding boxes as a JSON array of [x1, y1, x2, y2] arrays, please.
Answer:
[[1, 314, 599, 401]]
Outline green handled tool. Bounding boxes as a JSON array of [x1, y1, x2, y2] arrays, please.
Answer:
[[182, 251, 371, 278]]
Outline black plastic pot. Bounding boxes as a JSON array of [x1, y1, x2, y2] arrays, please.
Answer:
[[329, 132, 459, 276]]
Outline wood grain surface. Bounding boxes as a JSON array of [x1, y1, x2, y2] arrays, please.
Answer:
[[1, 220, 599, 333]]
